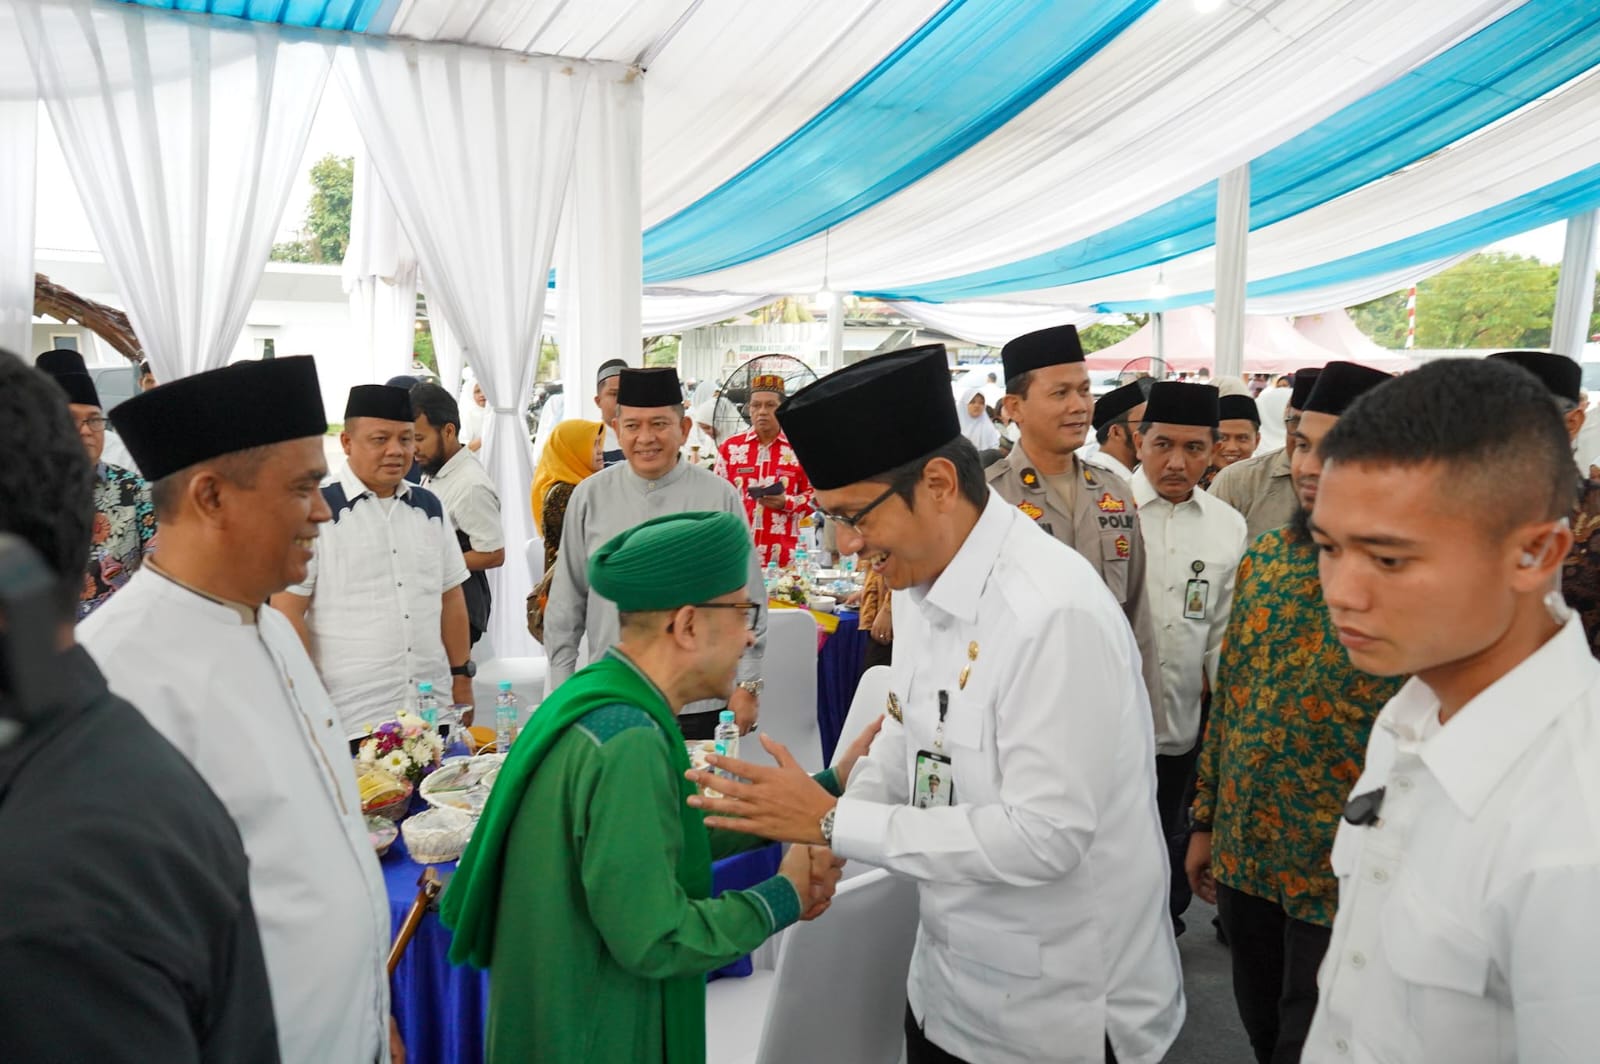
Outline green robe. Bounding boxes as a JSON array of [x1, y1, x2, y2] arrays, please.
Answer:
[[443, 649, 817, 1063]]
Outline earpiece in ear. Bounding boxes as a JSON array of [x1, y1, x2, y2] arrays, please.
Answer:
[[1521, 552, 1539, 569]]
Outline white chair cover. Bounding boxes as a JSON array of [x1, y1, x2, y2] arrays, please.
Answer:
[[831, 665, 892, 770], [759, 609, 821, 773], [706, 869, 920, 1064]]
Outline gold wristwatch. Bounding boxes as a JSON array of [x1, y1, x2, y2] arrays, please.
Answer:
[[737, 679, 764, 696]]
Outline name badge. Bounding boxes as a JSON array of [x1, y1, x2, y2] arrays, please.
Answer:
[[913, 750, 954, 808], [1184, 561, 1210, 620]]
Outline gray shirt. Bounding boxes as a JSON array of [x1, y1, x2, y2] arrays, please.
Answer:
[[544, 457, 766, 711], [1208, 446, 1297, 545]]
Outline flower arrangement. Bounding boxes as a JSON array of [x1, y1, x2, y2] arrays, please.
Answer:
[[769, 568, 812, 608], [357, 711, 446, 787]]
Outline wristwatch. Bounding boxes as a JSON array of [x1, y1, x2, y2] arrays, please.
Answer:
[[736, 678, 764, 696], [819, 807, 836, 846], [450, 661, 477, 678]]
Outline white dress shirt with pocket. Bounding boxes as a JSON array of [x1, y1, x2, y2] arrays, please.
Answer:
[[288, 463, 470, 733], [831, 491, 1183, 1064], [1304, 617, 1600, 1063], [1131, 473, 1248, 754]]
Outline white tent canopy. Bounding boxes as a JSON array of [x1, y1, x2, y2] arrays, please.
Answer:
[[7, 0, 1600, 651]]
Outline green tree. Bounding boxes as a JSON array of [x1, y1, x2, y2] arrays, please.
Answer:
[[270, 154, 355, 264], [1350, 290, 1409, 347], [1081, 315, 1146, 354], [643, 334, 679, 367], [1350, 253, 1561, 349]]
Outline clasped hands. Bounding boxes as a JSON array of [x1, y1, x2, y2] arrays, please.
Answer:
[[778, 843, 845, 921], [687, 719, 885, 921]]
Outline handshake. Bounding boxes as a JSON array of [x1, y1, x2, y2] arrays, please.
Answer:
[[779, 844, 845, 921]]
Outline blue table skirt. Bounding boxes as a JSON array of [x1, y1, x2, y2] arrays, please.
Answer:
[[817, 608, 867, 763], [384, 832, 783, 1064]]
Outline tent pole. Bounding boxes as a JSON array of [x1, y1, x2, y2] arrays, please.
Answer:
[[1152, 312, 1166, 379], [827, 291, 845, 370], [1214, 164, 1250, 380], [1552, 211, 1599, 361]]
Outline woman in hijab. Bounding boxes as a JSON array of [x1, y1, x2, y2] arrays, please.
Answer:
[[958, 386, 1000, 450], [684, 400, 722, 472], [531, 419, 604, 571]]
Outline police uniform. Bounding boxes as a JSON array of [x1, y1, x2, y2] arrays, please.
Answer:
[[778, 341, 1184, 1064], [987, 444, 1163, 721]]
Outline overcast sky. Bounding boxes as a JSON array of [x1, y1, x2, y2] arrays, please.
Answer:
[[30, 93, 1574, 279]]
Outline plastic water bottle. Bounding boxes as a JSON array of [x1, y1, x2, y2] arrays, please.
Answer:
[[713, 709, 740, 781], [765, 560, 779, 589], [494, 681, 518, 753], [416, 682, 439, 729], [793, 545, 811, 581]]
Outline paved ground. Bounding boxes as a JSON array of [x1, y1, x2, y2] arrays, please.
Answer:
[[1166, 899, 1255, 1062]]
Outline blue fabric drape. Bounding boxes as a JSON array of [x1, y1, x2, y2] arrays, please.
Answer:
[[118, 0, 382, 31], [641, 0, 1160, 283], [876, 0, 1600, 303], [1095, 162, 1600, 314]]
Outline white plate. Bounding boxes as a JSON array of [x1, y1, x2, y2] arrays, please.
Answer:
[[418, 753, 506, 815]]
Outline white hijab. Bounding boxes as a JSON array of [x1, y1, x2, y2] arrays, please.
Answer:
[[1255, 386, 1292, 453], [958, 386, 1000, 451]]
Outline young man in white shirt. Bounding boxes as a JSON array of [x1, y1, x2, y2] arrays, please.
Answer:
[[410, 381, 505, 648], [688, 345, 1184, 1064], [1303, 357, 1600, 1062], [273, 384, 472, 733], [1131, 381, 1248, 935]]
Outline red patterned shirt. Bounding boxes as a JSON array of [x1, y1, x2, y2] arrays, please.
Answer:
[[718, 428, 815, 568]]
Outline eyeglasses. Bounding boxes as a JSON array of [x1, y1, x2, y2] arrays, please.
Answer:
[[75, 415, 107, 433], [693, 601, 763, 632], [814, 482, 901, 531]]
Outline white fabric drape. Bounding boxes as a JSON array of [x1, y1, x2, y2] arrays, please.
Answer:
[[0, 97, 36, 359], [17, 0, 331, 381], [663, 0, 1517, 293], [337, 38, 597, 659], [429, 299, 466, 399], [541, 288, 776, 338], [881, 300, 1103, 348], [555, 69, 644, 408], [996, 66, 1600, 313], [1240, 256, 1469, 318], [343, 148, 418, 385]]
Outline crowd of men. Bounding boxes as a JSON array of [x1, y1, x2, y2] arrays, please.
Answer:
[[3, 328, 1600, 1064]]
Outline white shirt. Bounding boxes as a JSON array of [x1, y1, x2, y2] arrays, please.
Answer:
[[80, 568, 391, 1064], [289, 463, 470, 733], [1131, 473, 1248, 754], [422, 446, 504, 554], [833, 492, 1184, 1064], [1086, 448, 1135, 484], [1304, 617, 1600, 1063]]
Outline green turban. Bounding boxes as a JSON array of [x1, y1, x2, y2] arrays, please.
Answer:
[[589, 511, 752, 612]]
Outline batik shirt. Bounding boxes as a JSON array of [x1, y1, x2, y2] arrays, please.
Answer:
[[1562, 477, 1600, 658], [80, 462, 156, 620], [717, 428, 815, 569], [1191, 526, 1404, 927]]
